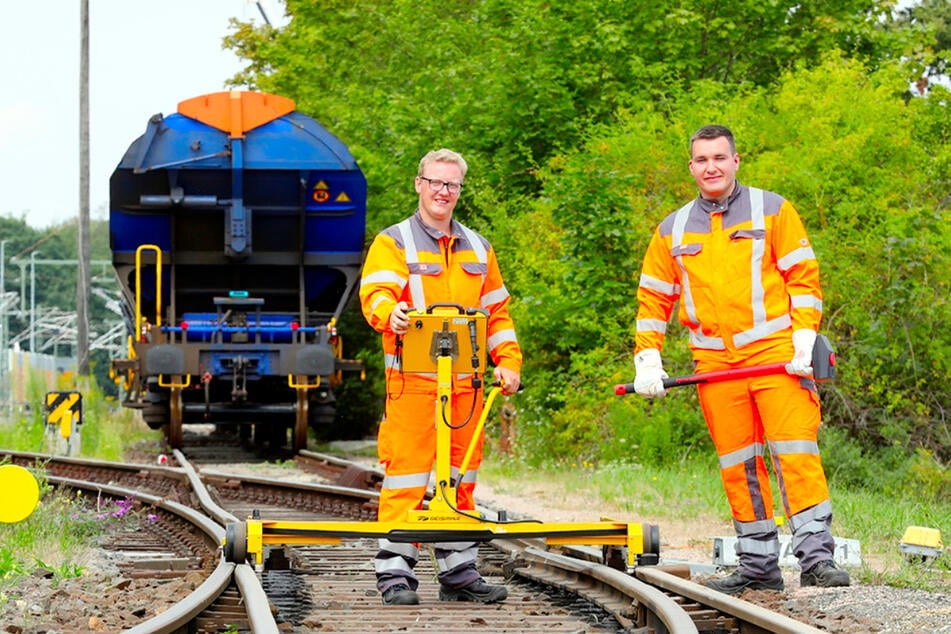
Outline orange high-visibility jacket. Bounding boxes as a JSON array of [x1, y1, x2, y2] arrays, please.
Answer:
[[635, 184, 822, 365], [360, 211, 522, 387]]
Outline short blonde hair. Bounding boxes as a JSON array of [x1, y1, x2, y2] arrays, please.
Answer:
[[418, 148, 468, 178]]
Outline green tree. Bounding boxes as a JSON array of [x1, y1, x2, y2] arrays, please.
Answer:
[[224, 0, 915, 232], [219, 1, 951, 469], [506, 55, 950, 462], [894, 0, 951, 82]]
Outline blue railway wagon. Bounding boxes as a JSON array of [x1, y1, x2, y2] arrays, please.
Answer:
[[110, 91, 366, 450]]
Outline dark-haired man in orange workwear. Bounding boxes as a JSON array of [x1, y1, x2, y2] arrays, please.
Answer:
[[632, 125, 850, 595]]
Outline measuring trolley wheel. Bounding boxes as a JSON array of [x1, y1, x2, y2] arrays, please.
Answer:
[[638, 523, 661, 566], [223, 522, 248, 563], [603, 523, 661, 570]]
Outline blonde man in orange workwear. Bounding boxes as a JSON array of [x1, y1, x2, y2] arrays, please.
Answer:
[[633, 125, 850, 595], [360, 148, 522, 606]]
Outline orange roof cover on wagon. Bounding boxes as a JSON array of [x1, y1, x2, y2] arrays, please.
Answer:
[[178, 90, 296, 137]]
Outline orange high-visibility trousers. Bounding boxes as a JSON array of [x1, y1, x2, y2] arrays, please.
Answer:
[[377, 387, 486, 523], [373, 386, 486, 591], [697, 371, 829, 523]]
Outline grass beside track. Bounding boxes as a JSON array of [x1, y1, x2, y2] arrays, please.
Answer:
[[0, 379, 163, 595], [480, 456, 951, 593]]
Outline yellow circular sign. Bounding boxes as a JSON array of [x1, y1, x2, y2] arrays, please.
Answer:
[[0, 464, 40, 523]]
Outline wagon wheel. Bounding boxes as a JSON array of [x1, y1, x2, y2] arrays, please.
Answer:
[[293, 388, 309, 452], [166, 386, 183, 449]]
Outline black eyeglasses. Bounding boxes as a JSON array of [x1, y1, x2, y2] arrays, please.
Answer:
[[419, 176, 463, 195]]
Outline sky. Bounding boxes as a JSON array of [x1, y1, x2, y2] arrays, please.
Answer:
[[0, 0, 288, 230]]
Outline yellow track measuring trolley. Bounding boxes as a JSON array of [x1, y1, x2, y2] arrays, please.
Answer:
[[223, 304, 660, 569]]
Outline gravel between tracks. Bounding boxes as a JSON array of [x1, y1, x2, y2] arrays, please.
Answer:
[[2, 444, 948, 633]]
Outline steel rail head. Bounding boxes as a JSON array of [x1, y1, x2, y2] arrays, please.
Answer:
[[172, 448, 240, 526], [518, 546, 699, 634], [635, 565, 828, 634]]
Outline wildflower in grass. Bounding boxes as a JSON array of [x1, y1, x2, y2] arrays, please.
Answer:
[[110, 497, 134, 518], [147, 514, 158, 522]]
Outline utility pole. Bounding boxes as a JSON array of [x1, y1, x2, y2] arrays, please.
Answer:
[[0, 240, 8, 404], [30, 251, 40, 353], [77, 0, 91, 375]]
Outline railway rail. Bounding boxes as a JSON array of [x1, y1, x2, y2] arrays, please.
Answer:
[[1, 447, 827, 633]]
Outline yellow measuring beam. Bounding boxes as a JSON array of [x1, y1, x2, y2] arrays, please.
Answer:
[[231, 518, 657, 567]]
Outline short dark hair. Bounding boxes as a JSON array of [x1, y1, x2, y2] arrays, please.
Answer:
[[690, 125, 736, 155]]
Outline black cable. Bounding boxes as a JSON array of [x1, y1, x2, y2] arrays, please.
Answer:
[[386, 335, 405, 400], [437, 479, 542, 525], [442, 389, 479, 429]]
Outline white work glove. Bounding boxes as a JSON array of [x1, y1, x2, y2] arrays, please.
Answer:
[[633, 348, 669, 398], [785, 329, 817, 377]]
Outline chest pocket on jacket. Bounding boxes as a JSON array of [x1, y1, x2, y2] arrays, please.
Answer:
[[671, 243, 703, 257], [729, 229, 766, 240], [408, 262, 443, 275], [461, 262, 488, 275]]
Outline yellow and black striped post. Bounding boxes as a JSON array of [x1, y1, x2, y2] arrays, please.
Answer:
[[45, 391, 83, 454]]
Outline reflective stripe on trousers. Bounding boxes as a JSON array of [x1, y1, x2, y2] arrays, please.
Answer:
[[374, 388, 486, 591], [374, 539, 481, 591], [699, 371, 836, 574]]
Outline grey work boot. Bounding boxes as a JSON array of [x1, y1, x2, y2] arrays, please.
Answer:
[[704, 570, 784, 595], [800, 560, 850, 587], [439, 578, 508, 603], [381, 583, 420, 605]]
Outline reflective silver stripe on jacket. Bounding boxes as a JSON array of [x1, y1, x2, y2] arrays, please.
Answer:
[[639, 272, 680, 297], [730, 187, 793, 348], [488, 328, 518, 353], [636, 318, 667, 335], [672, 188, 795, 350], [790, 293, 823, 311], [459, 224, 487, 267], [361, 269, 407, 289], [671, 200, 723, 349], [397, 218, 426, 308], [481, 285, 509, 308], [777, 245, 816, 271]]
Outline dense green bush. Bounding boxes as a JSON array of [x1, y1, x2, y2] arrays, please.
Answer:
[[222, 1, 950, 494]]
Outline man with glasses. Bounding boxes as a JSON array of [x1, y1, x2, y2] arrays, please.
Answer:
[[359, 148, 522, 605]]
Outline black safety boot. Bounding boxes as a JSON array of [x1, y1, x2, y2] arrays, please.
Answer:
[[381, 583, 420, 605], [704, 570, 784, 595], [439, 578, 508, 603], [800, 560, 850, 587]]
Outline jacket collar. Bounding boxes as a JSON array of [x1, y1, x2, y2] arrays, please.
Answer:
[[697, 182, 743, 214], [413, 209, 459, 240]]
